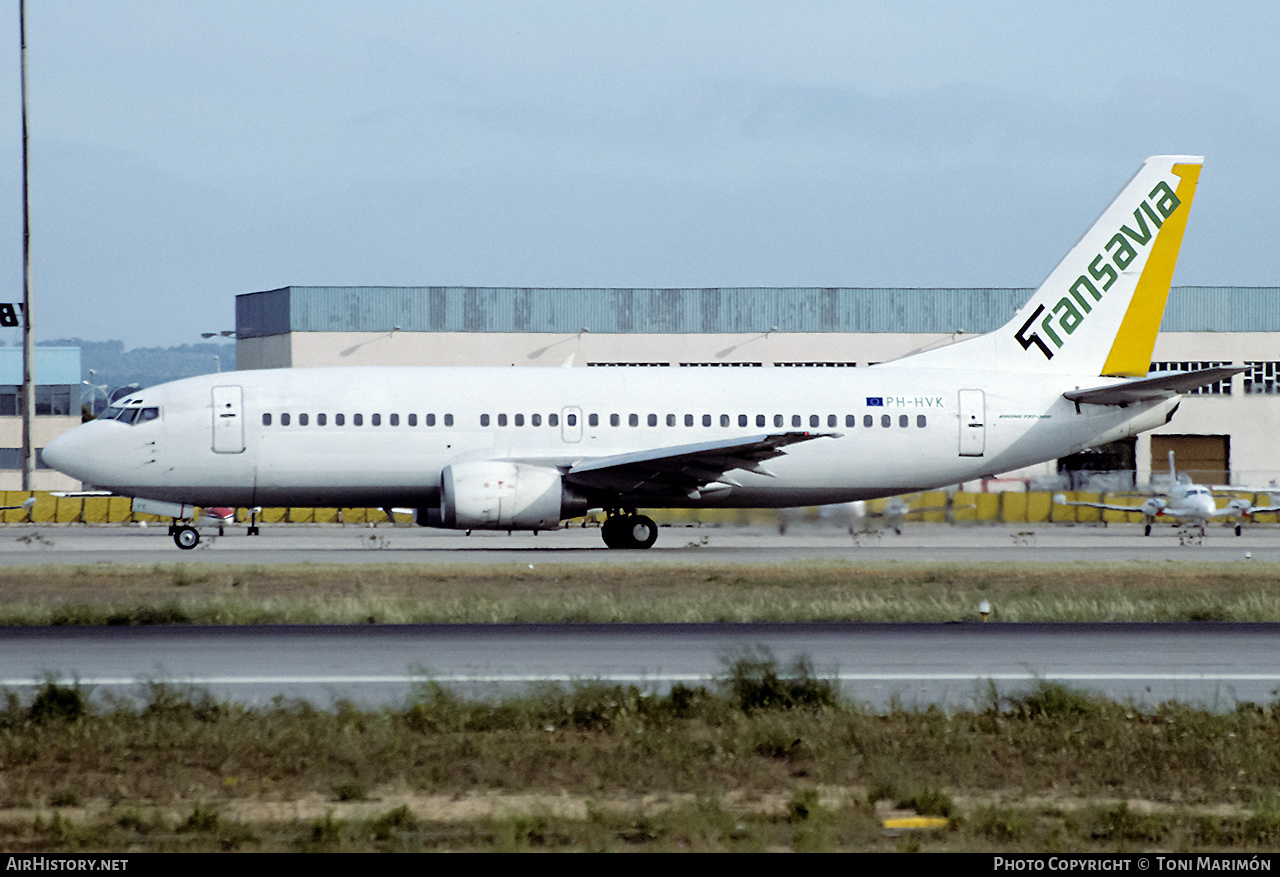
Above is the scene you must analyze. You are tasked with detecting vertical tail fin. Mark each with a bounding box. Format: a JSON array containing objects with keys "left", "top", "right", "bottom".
[{"left": 906, "top": 156, "right": 1203, "bottom": 376}]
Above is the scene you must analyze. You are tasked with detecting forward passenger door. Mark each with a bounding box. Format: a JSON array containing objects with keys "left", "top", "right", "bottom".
[{"left": 211, "top": 386, "right": 245, "bottom": 454}]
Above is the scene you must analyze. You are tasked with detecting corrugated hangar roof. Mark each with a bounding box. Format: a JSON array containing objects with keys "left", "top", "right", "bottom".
[{"left": 235, "top": 286, "right": 1280, "bottom": 338}]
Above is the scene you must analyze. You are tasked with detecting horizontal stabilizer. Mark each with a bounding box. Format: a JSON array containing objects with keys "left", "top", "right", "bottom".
[{"left": 1063, "top": 367, "right": 1245, "bottom": 406}]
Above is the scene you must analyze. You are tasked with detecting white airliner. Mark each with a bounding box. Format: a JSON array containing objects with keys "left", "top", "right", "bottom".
[
  {"left": 1054, "top": 451, "right": 1280, "bottom": 537},
  {"left": 44, "top": 155, "right": 1232, "bottom": 550}
]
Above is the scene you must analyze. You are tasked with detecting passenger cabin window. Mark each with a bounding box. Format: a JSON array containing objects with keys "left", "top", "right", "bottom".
[
  {"left": 299, "top": 413, "right": 309, "bottom": 426},
  {"left": 531, "top": 414, "right": 541, "bottom": 426},
  {"left": 425, "top": 414, "right": 435, "bottom": 426},
  {"left": 353, "top": 414, "right": 364, "bottom": 426},
  {"left": 552, "top": 413, "right": 562, "bottom": 427},
  {"left": 318, "top": 414, "right": 327, "bottom": 426},
  {"left": 443, "top": 414, "right": 454, "bottom": 426},
  {"left": 515, "top": 414, "right": 525, "bottom": 426},
  {"left": 480, "top": 414, "right": 490, "bottom": 427},
  {"left": 371, "top": 414, "right": 381, "bottom": 426},
  {"left": 407, "top": 414, "right": 416, "bottom": 426},
  {"left": 588, "top": 414, "right": 598, "bottom": 427},
  {"left": 863, "top": 415, "right": 873, "bottom": 427},
  {"left": 263, "top": 413, "right": 272, "bottom": 426},
  {"left": 336, "top": 414, "right": 345, "bottom": 426},
  {"left": 390, "top": 414, "right": 399, "bottom": 426}
]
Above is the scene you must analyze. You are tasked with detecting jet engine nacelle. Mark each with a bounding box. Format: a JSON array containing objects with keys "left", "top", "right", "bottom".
[{"left": 435, "top": 461, "right": 588, "bottom": 530}]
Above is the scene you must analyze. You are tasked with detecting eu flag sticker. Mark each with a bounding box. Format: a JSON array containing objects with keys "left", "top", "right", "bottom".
[{"left": 866, "top": 397, "right": 884, "bottom": 407}]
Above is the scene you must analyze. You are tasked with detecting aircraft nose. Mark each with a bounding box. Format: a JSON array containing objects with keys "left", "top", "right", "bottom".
[{"left": 41, "top": 423, "right": 104, "bottom": 483}]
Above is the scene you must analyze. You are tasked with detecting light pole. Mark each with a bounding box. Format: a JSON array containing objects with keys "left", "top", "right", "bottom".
[
  {"left": 82, "top": 369, "right": 109, "bottom": 416},
  {"left": 201, "top": 332, "right": 235, "bottom": 374},
  {"left": 19, "top": 0, "right": 34, "bottom": 489}
]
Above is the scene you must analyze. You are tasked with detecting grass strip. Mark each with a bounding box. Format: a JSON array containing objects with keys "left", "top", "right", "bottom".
[
  {"left": 5, "top": 661, "right": 1280, "bottom": 852},
  {"left": 1, "top": 560, "right": 1279, "bottom": 625}
]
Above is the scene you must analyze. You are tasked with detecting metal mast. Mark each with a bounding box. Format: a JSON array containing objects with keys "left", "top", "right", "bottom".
[{"left": 20, "top": 0, "right": 34, "bottom": 490}]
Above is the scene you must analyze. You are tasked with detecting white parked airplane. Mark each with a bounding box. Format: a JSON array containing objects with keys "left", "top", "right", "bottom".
[
  {"left": 779, "top": 495, "right": 970, "bottom": 535},
  {"left": 1054, "top": 451, "right": 1280, "bottom": 536},
  {"left": 44, "top": 155, "right": 1231, "bottom": 550}
]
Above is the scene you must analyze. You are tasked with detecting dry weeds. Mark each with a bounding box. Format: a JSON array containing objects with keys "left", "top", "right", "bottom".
[{"left": 0, "top": 559, "right": 1279, "bottom": 624}]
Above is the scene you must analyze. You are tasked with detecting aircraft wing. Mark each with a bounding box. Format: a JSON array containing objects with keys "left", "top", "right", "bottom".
[
  {"left": 1063, "top": 367, "right": 1246, "bottom": 406},
  {"left": 1234, "top": 504, "right": 1280, "bottom": 517},
  {"left": 1052, "top": 493, "right": 1154, "bottom": 514},
  {"left": 565, "top": 431, "right": 837, "bottom": 497}
]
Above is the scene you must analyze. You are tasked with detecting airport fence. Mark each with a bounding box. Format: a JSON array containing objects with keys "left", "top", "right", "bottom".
[{"left": 2, "top": 490, "right": 1278, "bottom": 527}]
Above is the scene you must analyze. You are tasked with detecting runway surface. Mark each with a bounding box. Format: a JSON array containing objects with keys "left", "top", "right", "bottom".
[
  {"left": 3, "top": 522, "right": 1275, "bottom": 712},
  {"left": 3, "top": 622, "right": 1278, "bottom": 713},
  {"left": 0, "top": 520, "right": 1275, "bottom": 565}
]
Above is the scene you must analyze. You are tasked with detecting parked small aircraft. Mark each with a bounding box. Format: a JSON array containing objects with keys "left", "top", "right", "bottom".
[
  {"left": 780, "top": 495, "right": 970, "bottom": 535},
  {"left": 1053, "top": 452, "right": 1280, "bottom": 536},
  {"left": 0, "top": 497, "right": 36, "bottom": 515}
]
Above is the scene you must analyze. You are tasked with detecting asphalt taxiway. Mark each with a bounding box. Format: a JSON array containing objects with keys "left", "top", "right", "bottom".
[{"left": 0, "top": 520, "right": 1274, "bottom": 565}]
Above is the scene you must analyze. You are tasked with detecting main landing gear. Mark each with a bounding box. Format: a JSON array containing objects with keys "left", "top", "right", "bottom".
[{"left": 600, "top": 512, "right": 659, "bottom": 549}]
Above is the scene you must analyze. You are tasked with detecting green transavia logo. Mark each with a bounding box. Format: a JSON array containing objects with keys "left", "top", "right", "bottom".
[{"left": 1014, "top": 180, "right": 1181, "bottom": 360}]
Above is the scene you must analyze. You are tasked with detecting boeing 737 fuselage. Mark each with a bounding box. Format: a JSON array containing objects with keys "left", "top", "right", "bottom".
[{"left": 42, "top": 156, "right": 1222, "bottom": 549}]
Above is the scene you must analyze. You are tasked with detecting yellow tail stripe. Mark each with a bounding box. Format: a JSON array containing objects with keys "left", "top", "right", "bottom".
[{"left": 1100, "top": 162, "right": 1202, "bottom": 377}]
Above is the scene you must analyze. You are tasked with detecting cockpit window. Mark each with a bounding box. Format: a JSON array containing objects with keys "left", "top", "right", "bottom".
[{"left": 100, "top": 405, "right": 158, "bottom": 425}]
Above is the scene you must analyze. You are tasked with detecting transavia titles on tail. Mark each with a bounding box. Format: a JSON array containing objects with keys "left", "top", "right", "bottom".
[{"left": 44, "top": 156, "right": 1230, "bottom": 550}]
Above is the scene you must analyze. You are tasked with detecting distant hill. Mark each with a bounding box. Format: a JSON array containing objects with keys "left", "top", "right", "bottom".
[{"left": 32, "top": 338, "right": 236, "bottom": 410}]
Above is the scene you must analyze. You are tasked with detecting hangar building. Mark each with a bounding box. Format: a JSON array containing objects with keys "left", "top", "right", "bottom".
[
  {"left": 234, "top": 286, "right": 1280, "bottom": 490},
  {"left": 0, "top": 346, "right": 82, "bottom": 491}
]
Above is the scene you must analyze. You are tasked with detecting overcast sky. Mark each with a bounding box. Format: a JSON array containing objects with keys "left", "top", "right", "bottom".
[{"left": 0, "top": 1, "right": 1274, "bottom": 349}]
